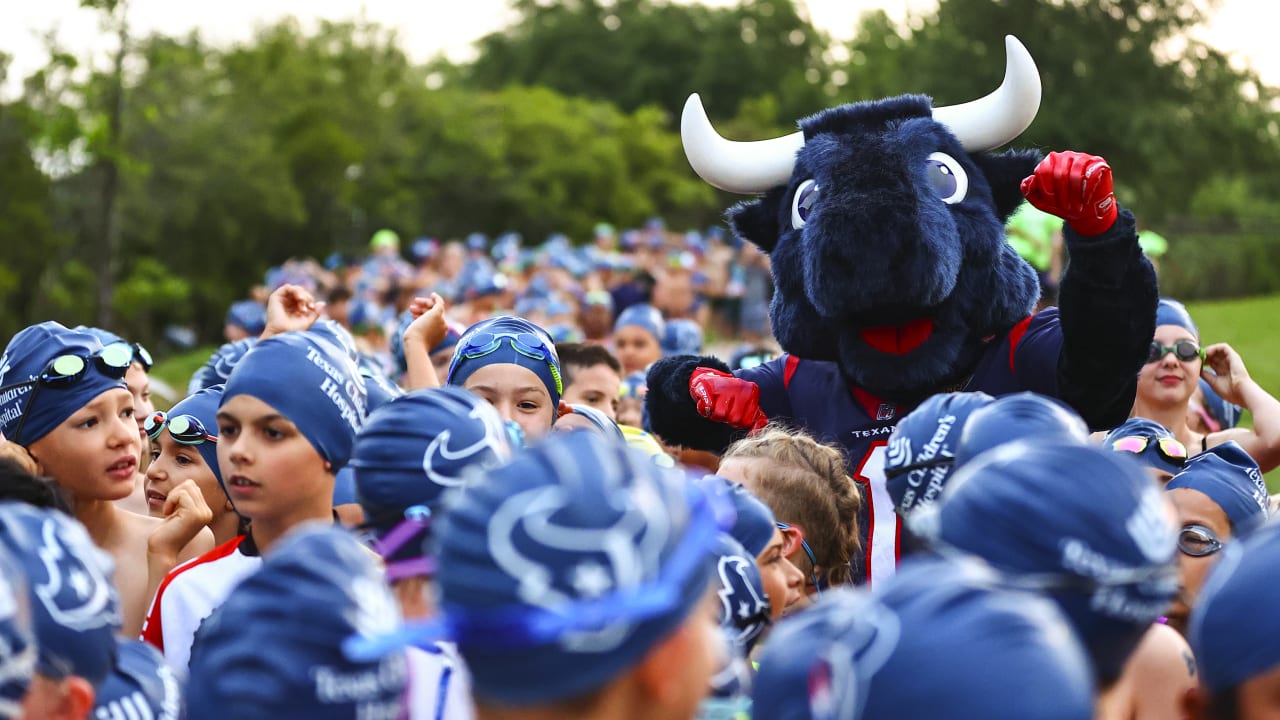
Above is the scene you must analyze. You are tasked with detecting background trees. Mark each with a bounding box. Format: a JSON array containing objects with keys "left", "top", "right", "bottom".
[{"left": 3, "top": 0, "right": 1279, "bottom": 344}]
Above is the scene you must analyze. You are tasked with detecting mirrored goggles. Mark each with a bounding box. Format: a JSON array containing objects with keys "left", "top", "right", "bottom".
[
  {"left": 144, "top": 411, "right": 217, "bottom": 445},
  {"left": 1177, "top": 524, "right": 1223, "bottom": 558},
  {"left": 0, "top": 347, "right": 133, "bottom": 444},
  {"left": 1110, "top": 435, "right": 1188, "bottom": 465},
  {"left": 1147, "top": 340, "right": 1204, "bottom": 364}
]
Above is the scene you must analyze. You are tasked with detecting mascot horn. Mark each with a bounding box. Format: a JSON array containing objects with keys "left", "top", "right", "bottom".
[{"left": 646, "top": 36, "right": 1158, "bottom": 585}]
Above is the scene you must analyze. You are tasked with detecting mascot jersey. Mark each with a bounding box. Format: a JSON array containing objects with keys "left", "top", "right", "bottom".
[
  {"left": 743, "top": 309, "right": 1061, "bottom": 583},
  {"left": 645, "top": 37, "right": 1159, "bottom": 587}
]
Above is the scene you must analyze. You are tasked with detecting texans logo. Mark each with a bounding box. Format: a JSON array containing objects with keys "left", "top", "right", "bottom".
[
  {"left": 1125, "top": 486, "right": 1176, "bottom": 564},
  {"left": 33, "top": 519, "right": 118, "bottom": 631},
  {"left": 0, "top": 352, "right": 11, "bottom": 384},
  {"left": 886, "top": 434, "right": 912, "bottom": 470},
  {"left": 716, "top": 555, "right": 769, "bottom": 645}
]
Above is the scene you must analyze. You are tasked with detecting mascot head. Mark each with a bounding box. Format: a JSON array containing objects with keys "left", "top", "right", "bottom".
[{"left": 684, "top": 36, "right": 1044, "bottom": 401}]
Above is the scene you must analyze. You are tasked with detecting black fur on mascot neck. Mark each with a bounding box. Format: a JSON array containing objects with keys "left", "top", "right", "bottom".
[{"left": 726, "top": 94, "right": 1042, "bottom": 403}]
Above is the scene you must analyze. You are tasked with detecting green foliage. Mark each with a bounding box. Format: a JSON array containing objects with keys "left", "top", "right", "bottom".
[
  {"left": 8, "top": 0, "right": 1280, "bottom": 348},
  {"left": 1186, "top": 294, "right": 1280, "bottom": 491}
]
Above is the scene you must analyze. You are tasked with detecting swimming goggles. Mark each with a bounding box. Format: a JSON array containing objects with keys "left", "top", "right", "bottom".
[
  {"left": 777, "top": 521, "right": 822, "bottom": 594},
  {"left": 1147, "top": 340, "right": 1204, "bottom": 364},
  {"left": 446, "top": 331, "right": 563, "bottom": 394},
  {"left": 1, "top": 346, "right": 133, "bottom": 444},
  {"left": 144, "top": 410, "right": 217, "bottom": 445},
  {"left": 1177, "top": 524, "right": 1223, "bottom": 558},
  {"left": 1110, "top": 435, "right": 1188, "bottom": 466}
]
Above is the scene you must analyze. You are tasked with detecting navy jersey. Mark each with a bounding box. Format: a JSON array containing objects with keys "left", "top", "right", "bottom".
[{"left": 737, "top": 308, "right": 1063, "bottom": 586}]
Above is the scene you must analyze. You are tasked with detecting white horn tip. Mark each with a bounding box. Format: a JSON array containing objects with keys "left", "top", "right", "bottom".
[{"left": 681, "top": 93, "right": 803, "bottom": 194}]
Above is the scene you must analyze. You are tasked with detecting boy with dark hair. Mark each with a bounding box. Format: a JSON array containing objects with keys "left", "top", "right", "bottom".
[{"left": 556, "top": 343, "right": 623, "bottom": 421}]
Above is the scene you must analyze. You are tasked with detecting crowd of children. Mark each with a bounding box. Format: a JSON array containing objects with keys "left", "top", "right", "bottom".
[{"left": 0, "top": 231, "right": 1278, "bottom": 719}]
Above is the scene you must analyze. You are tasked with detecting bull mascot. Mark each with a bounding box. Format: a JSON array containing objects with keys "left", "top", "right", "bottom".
[{"left": 646, "top": 37, "right": 1157, "bottom": 584}]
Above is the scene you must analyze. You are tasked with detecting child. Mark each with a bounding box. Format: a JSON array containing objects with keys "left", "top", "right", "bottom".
[
  {"left": 699, "top": 475, "right": 806, "bottom": 620},
  {"left": 431, "top": 432, "right": 725, "bottom": 720},
  {"left": 0, "top": 502, "right": 121, "bottom": 718},
  {"left": 719, "top": 426, "right": 861, "bottom": 591},
  {"left": 143, "top": 291, "right": 367, "bottom": 679},
  {"left": 1185, "top": 522, "right": 1280, "bottom": 719},
  {"left": 143, "top": 385, "right": 240, "bottom": 546},
  {"left": 351, "top": 386, "right": 513, "bottom": 719},
  {"left": 0, "top": 322, "right": 211, "bottom": 637},
  {"left": 446, "top": 316, "right": 562, "bottom": 441},
  {"left": 186, "top": 525, "right": 407, "bottom": 720},
  {"left": 612, "top": 304, "right": 665, "bottom": 376},
  {"left": 556, "top": 342, "right": 623, "bottom": 420},
  {"left": 752, "top": 556, "right": 1095, "bottom": 720},
  {"left": 1162, "top": 442, "right": 1269, "bottom": 634}
]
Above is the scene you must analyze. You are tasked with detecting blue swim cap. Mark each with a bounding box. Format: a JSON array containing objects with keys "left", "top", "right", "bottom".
[
  {"left": 433, "top": 431, "right": 726, "bottom": 705},
  {"left": 1155, "top": 297, "right": 1198, "bottom": 338},
  {"left": 188, "top": 338, "right": 257, "bottom": 395},
  {"left": 698, "top": 475, "right": 777, "bottom": 557},
  {"left": 187, "top": 525, "right": 407, "bottom": 720},
  {"left": 953, "top": 392, "right": 1089, "bottom": 466},
  {"left": 662, "top": 318, "right": 704, "bottom": 357},
  {"left": 1103, "top": 417, "right": 1187, "bottom": 478},
  {"left": 0, "top": 322, "right": 130, "bottom": 446},
  {"left": 225, "top": 300, "right": 267, "bottom": 336},
  {"left": 752, "top": 555, "right": 1095, "bottom": 720},
  {"left": 160, "top": 385, "right": 225, "bottom": 485},
  {"left": 927, "top": 443, "right": 1178, "bottom": 684},
  {"left": 1189, "top": 522, "right": 1280, "bottom": 694},
  {"left": 0, "top": 545, "right": 34, "bottom": 716},
  {"left": 222, "top": 331, "right": 367, "bottom": 470},
  {"left": 1166, "top": 441, "right": 1269, "bottom": 536},
  {"left": 710, "top": 533, "right": 771, "bottom": 654},
  {"left": 565, "top": 404, "right": 626, "bottom": 445},
  {"left": 350, "top": 388, "right": 512, "bottom": 577},
  {"left": 93, "top": 639, "right": 182, "bottom": 720},
  {"left": 614, "top": 304, "right": 666, "bottom": 344},
  {"left": 447, "top": 316, "right": 562, "bottom": 410},
  {"left": 0, "top": 502, "right": 120, "bottom": 686},
  {"left": 885, "top": 391, "right": 994, "bottom": 517}
]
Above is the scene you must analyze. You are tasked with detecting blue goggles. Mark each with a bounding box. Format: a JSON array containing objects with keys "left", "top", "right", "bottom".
[
  {"left": 343, "top": 481, "right": 730, "bottom": 661},
  {"left": 446, "top": 331, "right": 563, "bottom": 395}
]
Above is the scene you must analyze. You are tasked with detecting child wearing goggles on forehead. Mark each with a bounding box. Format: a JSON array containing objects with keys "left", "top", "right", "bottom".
[
  {"left": 75, "top": 326, "right": 157, "bottom": 517},
  {"left": 447, "top": 316, "right": 563, "bottom": 440},
  {"left": 1128, "top": 298, "right": 1280, "bottom": 473},
  {"left": 0, "top": 322, "right": 213, "bottom": 639}
]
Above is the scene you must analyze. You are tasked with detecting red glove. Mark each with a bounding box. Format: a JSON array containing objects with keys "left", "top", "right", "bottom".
[
  {"left": 1021, "top": 151, "right": 1118, "bottom": 237},
  {"left": 688, "top": 368, "right": 768, "bottom": 432}
]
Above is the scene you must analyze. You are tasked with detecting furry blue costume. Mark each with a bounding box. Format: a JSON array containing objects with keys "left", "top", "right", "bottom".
[{"left": 646, "top": 37, "right": 1158, "bottom": 584}]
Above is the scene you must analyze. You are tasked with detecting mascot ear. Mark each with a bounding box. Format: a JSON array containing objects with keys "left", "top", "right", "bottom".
[
  {"left": 726, "top": 186, "right": 787, "bottom": 254},
  {"left": 971, "top": 148, "right": 1044, "bottom": 223}
]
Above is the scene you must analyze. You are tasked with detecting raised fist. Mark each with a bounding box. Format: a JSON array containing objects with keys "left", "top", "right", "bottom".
[
  {"left": 688, "top": 367, "right": 768, "bottom": 432},
  {"left": 1021, "top": 151, "right": 1118, "bottom": 237}
]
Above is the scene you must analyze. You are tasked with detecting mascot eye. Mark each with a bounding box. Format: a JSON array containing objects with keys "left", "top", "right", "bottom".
[
  {"left": 925, "top": 152, "right": 968, "bottom": 205},
  {"left": 791, "top": 179, "right": 820, "bottom": 229}
]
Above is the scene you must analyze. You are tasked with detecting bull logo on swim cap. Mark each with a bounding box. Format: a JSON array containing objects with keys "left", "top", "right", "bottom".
[
  {"left": 33, "top": 518, "right": 119, "bottom": 632},
  {"left": 1126, "top": 485, "right": 1176, "bottom": 565},
  {"left": 886, "top": 434, "right": 912, "bottom": 470},
  {"left": 486, "top": 449, "right": 673, "bottom": 653}
]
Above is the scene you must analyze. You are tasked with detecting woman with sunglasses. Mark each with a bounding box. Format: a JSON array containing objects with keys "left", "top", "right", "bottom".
[
  {"left": 446, "top": 315, "right": 563, "bottom": 441},
  {"left": 1129, "top": 298, "right": 1280, "bottom": 472},
  {"left": 1162, "top": 442, "right": 1269, "bottom": 636},
  {"left": 0, "top": 322, "right": 212, "bottom": 638}
]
